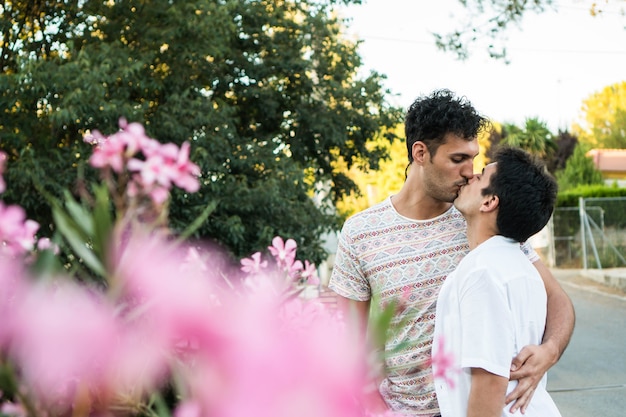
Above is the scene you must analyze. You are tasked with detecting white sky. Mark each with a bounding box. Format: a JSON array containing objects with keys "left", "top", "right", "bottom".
[{"left": 339, "top": 0, "right": 626, "bottom": 133}]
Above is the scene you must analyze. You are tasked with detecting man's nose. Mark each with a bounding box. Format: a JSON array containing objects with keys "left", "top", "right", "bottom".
[
  {"left": 467, "top": 171, "right": 483, "bottom": 184},
  {"left": 461, "top": 162, "right": 475, "bottom": 180}
]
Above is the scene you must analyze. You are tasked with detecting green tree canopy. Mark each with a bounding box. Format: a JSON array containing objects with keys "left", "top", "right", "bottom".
[
  {"left": 500, "top": 117, "right": 557, "bottom": 161},
  {"left": 556, "top": 143, "right": 604, "bottom": 191},
  {"left": 0, "top": 0, "right": 403, "bottom": 264}
]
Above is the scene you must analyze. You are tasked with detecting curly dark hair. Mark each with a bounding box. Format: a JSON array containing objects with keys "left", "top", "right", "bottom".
[
  {"left": 483, "top": 146, "right": 558, "bottom": 242},
  {"left": 404, "top": 89, "right": 490, "bottom": 163}
]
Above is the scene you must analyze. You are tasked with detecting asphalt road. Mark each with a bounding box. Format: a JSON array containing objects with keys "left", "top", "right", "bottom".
[{"left": 547, "top": 270, "right": 626, "bottom": 417}]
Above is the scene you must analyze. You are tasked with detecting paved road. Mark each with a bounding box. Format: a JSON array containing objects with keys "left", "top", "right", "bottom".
[{"left": 547, "top": 270, "right": 626, "bottom": 417}]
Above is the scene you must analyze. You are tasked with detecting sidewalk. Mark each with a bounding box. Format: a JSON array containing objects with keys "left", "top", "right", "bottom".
[{"left": 551, "top": 267, "right": 626, "bottom": 298}]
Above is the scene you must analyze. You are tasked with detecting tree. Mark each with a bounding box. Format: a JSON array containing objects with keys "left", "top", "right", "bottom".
[
  {"left": 501, "top": 117, "right": 557, "bottom": 160},
  {"left": 573, "top": 81, "right": 626, "bottom": 149},
  {"left": 335, "top": 124, "right": 405, "bottom": 218},
  {"left": 0, "top": 0, "right": 403, "bottom": 264},
  {"left": 546, "top": 130, "right": 578, "bottom": 173},
  {"left": 556, "top": 143, "right": 604, "bottom": 191}
]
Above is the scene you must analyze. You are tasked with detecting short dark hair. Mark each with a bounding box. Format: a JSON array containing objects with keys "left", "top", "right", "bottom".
[
  {"left": 483, "top": 146, "right": 558, "bottom": 242},
  {"left": 404, "top": 89, "right": 490, "bottom": 163}
]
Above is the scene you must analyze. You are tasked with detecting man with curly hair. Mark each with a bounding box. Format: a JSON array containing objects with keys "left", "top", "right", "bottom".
[{"left": 329, "top": 89, "right": 574, "bottom": 416}]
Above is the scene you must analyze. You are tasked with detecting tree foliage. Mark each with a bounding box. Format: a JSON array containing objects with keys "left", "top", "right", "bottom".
[
  {"left": 0, "top": 0, "right": 403, "bottom": 263},
  {"left": 334, "top": 124, "right": 405, "bottom": 218},
  {"left": 432, "top": 0, "right": 620, "bottom": 61},
  {"left": 433, "top": 0, "right": 555, "bottom": 60},
  {"left": 486, "top": 119, "right": 577, "bottom": 175},
  {"left": 556, "top": 143, "right": 604, "bottom": 191},
  {"left": 501, "top": 117, "right": 556, "bottom": 159},
  {"left": 546, "top": 129, "right": 578, "bottom": 173},
  {"left": 573, "top": 81, "right": 626, "bottom": 149}
]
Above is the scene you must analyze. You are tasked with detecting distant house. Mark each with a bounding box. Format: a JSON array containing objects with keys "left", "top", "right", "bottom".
[{"left": 586, "top": 148, "right": 626, "bottom": 187}]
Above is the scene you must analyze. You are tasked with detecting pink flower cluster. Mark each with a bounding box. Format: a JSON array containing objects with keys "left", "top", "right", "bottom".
[
  {"left": 85, "top": 118, "right": 201, "bottom": 205},
  {"left": 0, "top": 231, "right": 377, "bottom": 417},
  {"left": 0, "top": 151, "right": 40, "bottom": 257},
  {"left": 241, "top": 236, "right": 320, "bottom": 289}
]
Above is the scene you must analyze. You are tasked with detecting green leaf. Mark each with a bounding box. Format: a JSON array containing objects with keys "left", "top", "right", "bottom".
[
  {"left": 91, "top": 183, "right": 114, "bottom": 258},
  {"left": 176, "top": 199, "right": 219, "bottom": 242},
  {"left": 52, "top": 205, "right": 107, "bottom": 278},
  {"left": 62, "top": 190, "right": 95, "bottom": 237}
]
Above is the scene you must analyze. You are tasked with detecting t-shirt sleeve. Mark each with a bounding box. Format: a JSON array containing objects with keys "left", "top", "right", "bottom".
[
  {"left": 458, "top": 269, "right": 514, "bottom": 378},
  {"left": 520, "top": 241, "right": 540, "bottom": 263},
  {"left": 328, "top": 222, "right": 371, "bottom": 301}
]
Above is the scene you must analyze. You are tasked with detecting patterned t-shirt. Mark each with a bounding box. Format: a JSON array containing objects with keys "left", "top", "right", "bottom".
[{"left": 329, "top": 197, "right": 538, "bottom": 416}]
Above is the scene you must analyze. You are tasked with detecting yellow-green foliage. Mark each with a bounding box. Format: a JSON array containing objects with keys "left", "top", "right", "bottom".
[
  {"left": 572, "top": 81, "right": 626, "bottom": 149},
  {"left": 335, "top": 125, "right": 406, "bottom": 218}
]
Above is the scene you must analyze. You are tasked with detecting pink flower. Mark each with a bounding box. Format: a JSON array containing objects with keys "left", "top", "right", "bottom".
[
  {"left": 128, "top": 153, "right": 175, "bottom": 188},
  {"left": 127, "top": 141, "right": 200, "bottom": 197},
  {"left": 268, "top": 236, "right": 297, "bottom": 270},
  {"left": 278, "top": 297, "right": 325, "bottom": 333},
  {"left": 89, "top": 132, "right": 126, "bottom": 172},
  {"left": 176, "top": 277, "right": 369, "bottom": 417},
  {"left": 36, "top": 237, "right": 59, "bottom": 254},
  {"left": 0, "top": 202, "right": 39, "bottom": 256},
  {"left": 203, "top": 297, "right": 368, "bottom": 417},
  {"left": 174, "top": 401, "right": 203, "bottom": 417},
  {"left": 429, "top": 336, "right": 460, "bottom": 389},
  {"left": 240, "top": 252, "right": 268, "bottom": 275},
  {"left": 0, "top": 401, "right": 26, "bottom": 417},
  {"left": 172, "top": 142, "right": 201, "bottom": 192},
  {"left": 112, "top": 231, "right": 229, "bottom": 356},
  {"left": 8, "top": 281, "right": 120, "bottom": 411},
  {"left": 0, "top": 256, "right": 26, "bottom": 348},
  {"left": 301, "top": 260, "right": 320, "bottom": 285},
  {"left": 0, "top": 150, "right": 7, "bottom": 194}
]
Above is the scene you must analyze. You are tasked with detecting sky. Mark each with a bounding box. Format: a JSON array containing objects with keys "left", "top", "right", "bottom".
[{"left": 338, "top": 0, "right": 626, "bottom": 133}]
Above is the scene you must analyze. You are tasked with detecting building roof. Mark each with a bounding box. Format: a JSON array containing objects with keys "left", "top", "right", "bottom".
[{"left": 586, "top": 149, "right": 626, "bottom": 173}]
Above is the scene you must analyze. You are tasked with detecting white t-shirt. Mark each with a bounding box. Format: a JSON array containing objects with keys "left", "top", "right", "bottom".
[
  {"left": 433, "top": 235, "right": 561, "bottom": 417},
  {"left": 330, "top": 197, "right": 539, "bottom": 416}
]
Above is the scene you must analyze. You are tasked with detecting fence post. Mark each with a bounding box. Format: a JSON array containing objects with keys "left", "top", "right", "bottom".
[{"left": 579, "top": 197, "right": 587, "bottom": 270}]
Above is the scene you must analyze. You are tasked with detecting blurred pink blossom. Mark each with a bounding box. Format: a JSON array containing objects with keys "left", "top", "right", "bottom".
[
  {"left": 429, "top": 336, "right": 460, "bottom": 389},
  {"left": 0, "top": 257, "right": 26, "bottom": 348},
  {"left": 36, "top": 237, "right": 59, "bottom": 254},
  {"left": 172, "top": 142, "right": 201, "bottom": 192},
  {"left": 0, "top": 150, "right": 7, "bottom": 194},
  {"left": 112, "top": 231, "right": 229, "bottom": 357},
  {"left": 240, "top": 251, "right": 268, "bottom": 275},
  {"left": 268, "top": 236, "right": 297, "bottom": 270},
  {"left": 88, "top": 131, "right": 126, "bottom": 172},
  {"left": 0, "top": 202, "right": 39, "bottom": 257},
  {"left": 8, "top": 281, "right": 120, "bottom": 412},
  {"left": 0, "top": 401, "right": 26, "bottom": 417},
  {"left": 180, "top": 282, "right": 369, "bottom": 417},
  {"left": 301, "top": 260, "right": 320, "bottom": 285}
]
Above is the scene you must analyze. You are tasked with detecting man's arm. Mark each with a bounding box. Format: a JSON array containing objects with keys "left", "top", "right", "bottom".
[
  {"left": 468, "top": 368, "right": 508, "bottom": 417},
  {"left": 506, "top": 258, "right": 576, "bottom": 413},
  {"left": 335, "top": 295, "right": 390, "bottom": 414}
]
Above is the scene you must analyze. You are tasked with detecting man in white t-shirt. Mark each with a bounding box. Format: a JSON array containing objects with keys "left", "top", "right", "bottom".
[
  {"left": 329, "top": 89, "right": 574, "bottom": 416},
  {"left": 433, "top": 146, "right": 562, "bottom": 416}
]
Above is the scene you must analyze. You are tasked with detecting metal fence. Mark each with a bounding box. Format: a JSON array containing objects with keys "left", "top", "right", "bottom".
[{"left": 550, "top": 197, "right": 626, "bottom": 269}]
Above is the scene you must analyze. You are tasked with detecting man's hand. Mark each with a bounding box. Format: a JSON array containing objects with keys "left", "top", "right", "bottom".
[{"left": 506, "top": 342, "right": 559, "bottom": 413}]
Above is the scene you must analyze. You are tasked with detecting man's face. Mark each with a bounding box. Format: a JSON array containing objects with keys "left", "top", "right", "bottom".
[
  {"left": 454, "top": 162, "right": 497, "bottom": 215},
  {"left": 422, "top": 134, "right": 480, "bottom": 203}
]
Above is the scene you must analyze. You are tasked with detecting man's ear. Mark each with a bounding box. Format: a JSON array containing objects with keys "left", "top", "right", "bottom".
[
  {"left": 480, "top": 194, "right": 499, "bottom": 213},
  {"left": 412, "top": 141, "right": 428, "bottom": 164}
]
